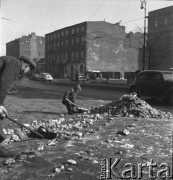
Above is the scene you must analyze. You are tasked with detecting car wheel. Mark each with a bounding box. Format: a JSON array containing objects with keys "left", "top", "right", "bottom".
[
  {"left": 129, "top": 86, "right": 141, "bottom": 98},
  {"left": 167, "top": 91, "right": 173, "bottom": 105}
]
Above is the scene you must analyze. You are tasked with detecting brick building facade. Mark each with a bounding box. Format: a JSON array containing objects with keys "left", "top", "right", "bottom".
[
  {"left": 45, "top": 21, "right": 143, "bottom": 79},
  {"left": 148, "top": 6, "right": 173, "bottom": 70},
  {"left": 6, "top": 32, "right": 45, "bottom": 61}
]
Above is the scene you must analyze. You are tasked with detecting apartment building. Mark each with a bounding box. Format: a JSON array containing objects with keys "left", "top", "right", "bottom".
[
  {"left": 148, "top": 6, "right": 173, "bottom": 70},
  {"left": 45, "top": 21, "right": 143, "bottom": 78},
  {"left": 6, "top": 32, "right": 45, "bottom": 61}
]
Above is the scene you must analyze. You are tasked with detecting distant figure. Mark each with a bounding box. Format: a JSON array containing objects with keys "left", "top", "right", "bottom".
[
  {"left": 75, "top": 71, "right": 79, "bottom": 82},
  {"left": 105, "top": 72, "right": 109, "bottom": 80},
  {"left": 62, "top": 83, "right": 81, "bottom": 115}
]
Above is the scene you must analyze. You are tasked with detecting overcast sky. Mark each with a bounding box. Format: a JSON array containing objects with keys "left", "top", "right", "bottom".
[{"left": 0, "top": 0, "right": 172, "bottom": 56}]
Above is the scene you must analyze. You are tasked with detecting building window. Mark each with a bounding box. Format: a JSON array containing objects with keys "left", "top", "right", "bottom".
[
  {"left": 76, "top": 51, "right": 78, "bottom": 59},
  {"left": 81, "top": 51, "right": 84, "bottom": 58},
  {"left": 76, "top": 37, "right": 79, "bottom": 43},
  {"left": 164, "top": 18, "right": 168, "bottom": 25},
  {"left": 81, "top": 26, "right": 84, "bottom": 32},
  {"left": 81, "top": 36, "right": 85, "bottom": 42},
  {"left": 54, "top": 34, "right": 56, "bottom": 39},
  {"left": 65, "top": 53, "right": 68, "bottom": 60},
  {"left": 66, "top": 39, "right": 68, "bottom": 45},
  {"left": 72, "top": 28, "right": 74, "bottom": 34},
  {"left": 71, "top": 39, "right": 74, "bottom": 45},
  {"left": 76, "top": 27, "right": 79, "bottom": 33},
  {"left": 72, "top": 52, "right": 74, "bottom": 60},
  {"left": 66, "top": 30, "right": 68, "bottom": 35},
  {"left": 62, "top": 31, "right": 64, "bottom": 37},
  {"left": 57, "top": 42, "right": 59, "bottom": 47},
  {"left": 61, "top": 40, "right": 63, "bottom": 46},
  {"left": 57, "top": 33, "right": 59, "bottom": 38},
  {"left": 155, "top": 20, "right": 158, "bottom": 28}
]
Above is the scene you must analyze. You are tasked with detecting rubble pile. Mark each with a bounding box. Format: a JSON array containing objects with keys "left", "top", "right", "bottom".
[
  {"left": 3, "top": 113, "right": 104, "bottom": 145},
  {"left": 91, "top": 93, "right": 173, "bottom": 119}
]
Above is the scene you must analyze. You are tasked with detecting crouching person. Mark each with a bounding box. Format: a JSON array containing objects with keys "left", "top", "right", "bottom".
[
  {"left": 62, "top": 83, "right": 81, "bottom": 115},
  {"left": 0, "top": 55, "right": 36, "bottom": 158}
]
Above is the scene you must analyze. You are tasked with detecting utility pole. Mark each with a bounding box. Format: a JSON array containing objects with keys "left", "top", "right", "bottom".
[{"left": 140, "top": 0, "right": 147, "bottom": 71}]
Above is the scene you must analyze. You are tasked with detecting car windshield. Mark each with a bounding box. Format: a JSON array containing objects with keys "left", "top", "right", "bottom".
[{"left": 162, "top": 72, "right": 173, "bottom": 80}]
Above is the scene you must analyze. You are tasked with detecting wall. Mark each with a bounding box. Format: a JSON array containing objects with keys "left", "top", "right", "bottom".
[
  {"left": 6, "top": 39, "right": 20, "bottom": 58},
  {"left": 148, "top": 6, "right": 173, "bottom": 70},
  {"left": 86, "top": 22, "right": 141, "bottom": 73}
]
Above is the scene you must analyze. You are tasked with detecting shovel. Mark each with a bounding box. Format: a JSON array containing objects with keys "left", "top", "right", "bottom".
[
  {"left": 66, "top": 99, "right": 89, "bottom": 112},
  {"left": 6, "top": 115, "right": 44, "bottom": 139}
]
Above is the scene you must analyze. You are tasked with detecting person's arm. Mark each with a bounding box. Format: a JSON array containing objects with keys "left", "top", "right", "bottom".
[
  {"left": 0, "top": 105, "right": 8, "bottom": 119},
  {"left": 63, "top": 89, "right": 71, "bottom": 101}
]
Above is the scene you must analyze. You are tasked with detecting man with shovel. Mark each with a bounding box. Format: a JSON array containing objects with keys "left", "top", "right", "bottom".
[
  {"left": 62, "top": 83, "right": 81, "bottom": 115},
  {"left": 0, "top": 55, "right": 36, "bottom": 157}
]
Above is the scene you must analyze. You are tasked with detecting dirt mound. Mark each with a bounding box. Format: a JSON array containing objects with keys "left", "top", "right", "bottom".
[{"left": 91, "top": 93, "right": 173, "bottom": 119}]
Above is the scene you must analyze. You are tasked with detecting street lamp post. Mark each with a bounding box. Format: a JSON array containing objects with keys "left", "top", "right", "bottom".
[{"left": 140, "top": 0, "right": 147, "bottom": 71}]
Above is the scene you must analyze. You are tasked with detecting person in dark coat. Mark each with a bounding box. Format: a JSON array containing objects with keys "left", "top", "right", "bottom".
[
  {"left": 62, "top": 83, "right": 81, "bottom": 115},
  {"left": 0, "top": 55, "right": 36, "bottom": 157},
  {"left": 75, "top": 70, "right": 79, "bottom": 82}
]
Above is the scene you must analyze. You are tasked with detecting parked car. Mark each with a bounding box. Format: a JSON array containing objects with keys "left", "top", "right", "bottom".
[
  {"left": 129, "top": 70, "right": 173, "bottom": 105},
  {"left": 30, "top": 73, "right": 53, "bottom": 82},
  {"left": 71, "top": 74, "right": 89, "bottom": 81},
  {"left": 30, "top": 73, "right": 42, "bottom": 81},
  {"left": 40, "top": 73, "right": 53, "bottom": 82}
]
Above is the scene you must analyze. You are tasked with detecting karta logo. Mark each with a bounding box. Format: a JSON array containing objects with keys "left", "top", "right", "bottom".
[{"left": 100, "top": 158, "right": 172, "bottom": 179}]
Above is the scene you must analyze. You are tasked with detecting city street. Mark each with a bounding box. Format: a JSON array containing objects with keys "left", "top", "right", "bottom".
[{"left": 18, "top": 78, "right": 173, "bottom": 114}]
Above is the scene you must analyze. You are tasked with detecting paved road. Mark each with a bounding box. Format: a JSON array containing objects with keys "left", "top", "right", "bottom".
[{"left": 18, "top": 78, "right": 173, "bottom": 114}]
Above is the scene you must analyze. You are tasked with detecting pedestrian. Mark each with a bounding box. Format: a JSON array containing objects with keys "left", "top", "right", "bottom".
[
  {"left": 0, "top": 55, "right": 36, "bottom": 157},
  {"left": 75, "top": 70, "right": 79, "bottom": 82},
  {"left": 62, "top": 83, "right": 81, "bottom": 115}
]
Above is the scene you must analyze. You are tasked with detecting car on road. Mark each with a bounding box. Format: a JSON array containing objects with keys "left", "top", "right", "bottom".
[
  {"left": 40, "top": 73, "right": 53, "bottom": 82},
  {"left": 129, "top": 70, "right": 173, "bottom": 105},
  {"left": 70, "top": 74, "right": 89, "bottom": 81},
  {"left": 30, "top": 73, "right": 42, "bottom": 81},
  {"left": 30, "top": 73, "right": 53, "bottom": 82}
]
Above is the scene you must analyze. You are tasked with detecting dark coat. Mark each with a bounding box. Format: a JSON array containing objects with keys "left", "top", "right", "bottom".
[
  {"left": 0, "top": 56, "right": 21, "bottom": 105},
  {"left": 62, "top": 88, "right": 77, "bottom": 104}
]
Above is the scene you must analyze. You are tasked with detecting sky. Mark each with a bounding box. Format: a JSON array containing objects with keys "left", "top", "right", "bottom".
[{"left": 0, "top": 0, "right": 172, "bottom": 56}]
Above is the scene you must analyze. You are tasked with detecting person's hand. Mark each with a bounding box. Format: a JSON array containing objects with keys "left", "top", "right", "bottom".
[{"left": 0, "top": 106, "right": 8, "bottom": 120}]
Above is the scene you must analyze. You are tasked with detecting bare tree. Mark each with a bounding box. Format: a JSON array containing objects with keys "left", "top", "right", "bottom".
[{"left": 134, "top": 26, "right": 171, "bottom": 70}]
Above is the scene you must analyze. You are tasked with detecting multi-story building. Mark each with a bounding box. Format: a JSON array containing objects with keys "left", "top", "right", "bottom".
[
  {"left": 6, "top": 32, "right": 45, "bottom": 61},
  {"left": 45, "top": 21, "right": 143, "bottom": 78},
  {"left": 148, "top": 6, "right": 173, "bottom": 70}
]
